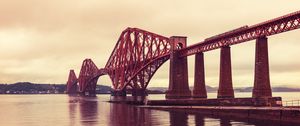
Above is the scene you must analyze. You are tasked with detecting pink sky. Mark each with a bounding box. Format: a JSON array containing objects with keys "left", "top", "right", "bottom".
[{"left": 0, "top": 0, "right": 300, "bottom": 87}]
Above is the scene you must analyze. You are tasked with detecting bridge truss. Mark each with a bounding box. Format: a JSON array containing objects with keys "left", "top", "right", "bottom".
[{"left": 66, "top": 10, "right": 300, "bottom": 96}]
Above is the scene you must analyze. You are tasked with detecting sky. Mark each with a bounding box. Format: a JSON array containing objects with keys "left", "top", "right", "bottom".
[{"left": 0, "top": 0, "right": 300, "bottom": 88}]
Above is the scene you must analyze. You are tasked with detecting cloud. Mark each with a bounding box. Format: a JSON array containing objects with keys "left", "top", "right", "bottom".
[{"left": 0, "top": 0, "right": 299, "bottom": 88}]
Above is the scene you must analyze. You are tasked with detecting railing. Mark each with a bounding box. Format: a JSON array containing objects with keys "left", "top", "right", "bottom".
[{"left": 284, "top": 100, "right": 300, "bottom": 107}]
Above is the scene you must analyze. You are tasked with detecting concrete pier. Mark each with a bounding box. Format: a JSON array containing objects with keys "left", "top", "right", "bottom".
[
  {"left": 111, "top": 90, "right": 127, "bottom": 96},
  {"left": 166, "top": 36, "right": 191, "bottom": 99},
  {"left": 193, "top": 52, "right": 207, "bottom": 98},
  {"left": 109, "top": 96, "right": 146, "bottom": 105},
  {"left": 218, "top": 46, "right": 234, "bottom": 98},
  {"left": 253, "top": 36, "right": 272, "bottom": 98}
]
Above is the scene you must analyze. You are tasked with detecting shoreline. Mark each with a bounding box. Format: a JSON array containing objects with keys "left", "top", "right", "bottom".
[{"left": 139, "top": 105, "right": 300, "bottom": 124}]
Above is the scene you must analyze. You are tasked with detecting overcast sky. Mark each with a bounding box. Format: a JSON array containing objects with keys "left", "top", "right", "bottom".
[{"left": 0, "top": 0, "right": 300, "bottom": 88}]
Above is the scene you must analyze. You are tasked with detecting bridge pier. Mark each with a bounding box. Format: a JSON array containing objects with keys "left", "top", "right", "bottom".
[
  {"left": 253, "top": 36, "right": 272, "bottom": 98},
  {"left": 80, "top": 90, "right": 96, "bottom": 97},
  {"left": 132, "top": 89, "right": 148, "bottom": 96},
  {"left": 218, "top": 46, "right": 234, "bottom": 98},
  {"left": 111, "top": 90, "right": 127, "bottom": 96},
  {"left": 166, "top": 36, "right": 191, "bottom": 99},
  {"left": 193, "top": 52, "right": 207, "bottom": 98}
]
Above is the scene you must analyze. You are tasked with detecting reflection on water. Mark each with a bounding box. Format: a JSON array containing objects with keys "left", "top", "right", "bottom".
[
  {"left": 69, "top": 96, "right": 293, "bottom": 126},
  {"left": 195, "top": 114, "right": 205, "bottom": 126},
  {"left": 69, "top": 99, "right": 77, "bottom": 126},
  {"left": 0, "top": 94, "right": 298, "bottom": 126},
  {"left": 109, "top": 102, "right": 153, "bottom": 126},
  {"left": 169, "top": 111, "right": 188, "bottom": 126},
  {"left": 220, "top": 118, "right": 232, "bottom": 126},
  {"left": 79, "top": 98, "right": 98, "bottom": 126},
  {"left": 68, "top": 97, "right": 102, "bottom": 126}
]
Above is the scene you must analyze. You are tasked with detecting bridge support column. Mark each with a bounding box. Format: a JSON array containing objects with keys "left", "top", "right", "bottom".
[
  {"left": 253, "top": 36, "right": 272, "bottom": 98},
  {"left": 132, "top": 88, "right": 147, "bottom": 105},
  {"left": 80, "top": 90, "right": 96, "bottom": 97},
  {"left": 132, "top": 89, "right": 148, "bottom": 96},
  {"left": 193, "top": 52, "right": 207, "bottom": 98},
  {"left": 166, "top": 36, "right": 191, "bottom": 99},
  {"left": 218, "top": 46, "right": 234, "bottom": 98},
  {"left": 111, "top": 90, "right": 127, "bottom": 96}
]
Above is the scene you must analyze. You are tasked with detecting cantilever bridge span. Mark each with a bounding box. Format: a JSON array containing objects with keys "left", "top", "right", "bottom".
[{"left": 67, "top": 10, "right": 300, "bottom": 98}]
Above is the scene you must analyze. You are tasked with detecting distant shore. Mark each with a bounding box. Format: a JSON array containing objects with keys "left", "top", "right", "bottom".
[{"left": 0, "top": 82, "right": 299, "bottom": 95}]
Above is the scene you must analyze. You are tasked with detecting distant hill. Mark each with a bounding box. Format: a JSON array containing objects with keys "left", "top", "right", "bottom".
[
  {"left": 0, "top": 82, "right": 112, "bottom": 94},
  {"left": 235, "top": 87, "right": 300, "bottom": 92},
  {"left": 0, "top": 82, "right": 65, "bottom": 94},
  {"left": 0, "top": 82, "right": 299, "bottom": 94}
]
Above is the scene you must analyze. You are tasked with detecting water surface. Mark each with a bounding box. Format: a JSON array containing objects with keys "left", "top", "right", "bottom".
[{"left": 0, "top": 92, "right": 298, "bottom": 126}]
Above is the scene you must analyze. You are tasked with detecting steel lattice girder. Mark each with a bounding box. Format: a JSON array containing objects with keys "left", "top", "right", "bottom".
[
  {"left": 69, "top": 10, "right": 300, "bottom": 94},
  {"left": 71, "top": 60, "right": 107, "bottom": 94},
  {"left": 78, "top": 59, "right": 99, "bottom": 93},
  {"left": 105, "top": 28, "right": 171, "bottom": 90},
  {"left": 66, "top": 70, "right": 78, "bottom": 93},
  {"left": 179, "top": 10, "right": 300, "bottom": 57}
]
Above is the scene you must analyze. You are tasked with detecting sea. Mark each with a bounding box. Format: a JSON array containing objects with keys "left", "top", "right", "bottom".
[{"left": 0, "top": 92, "right": 299, "bottom": 126}]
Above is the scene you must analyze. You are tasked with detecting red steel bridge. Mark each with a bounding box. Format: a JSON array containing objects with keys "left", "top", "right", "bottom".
[{"left": 66, "top": 11, "right": 300, "bottom": 98}]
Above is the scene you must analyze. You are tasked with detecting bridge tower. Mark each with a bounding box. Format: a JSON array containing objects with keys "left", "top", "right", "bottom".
[
  {"left": 66, "top": 69, "right": 78, "bottom": 95},
  {"left": 166, "top": 36, "right": 192, "bottom": 99},
  {"left": 78, "top": 59, "right": 99, "bottom": 97}
]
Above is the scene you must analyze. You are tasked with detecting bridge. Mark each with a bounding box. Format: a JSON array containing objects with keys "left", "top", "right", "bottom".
[{"left": 66, "top": 11, "right": 300, "bottom": 102}]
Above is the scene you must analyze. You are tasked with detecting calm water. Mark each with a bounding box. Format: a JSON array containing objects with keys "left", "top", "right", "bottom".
[{"left": 0, "top": 92, "right": 299, "bottom": 126}]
